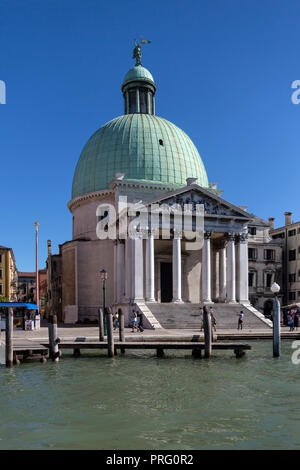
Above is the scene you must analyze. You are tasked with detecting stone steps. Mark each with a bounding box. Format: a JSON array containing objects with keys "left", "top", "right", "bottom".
[{"left": 144, "top": 302, "right": 271, "bottom": 330}]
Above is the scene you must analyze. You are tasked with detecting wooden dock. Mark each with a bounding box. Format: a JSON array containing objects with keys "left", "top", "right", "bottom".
[
  {"left": 43, "top": 341, "right": 251, "bottom": 359},
  {"left": 3, "top": 310, "right": 252, "bottom": 366}
]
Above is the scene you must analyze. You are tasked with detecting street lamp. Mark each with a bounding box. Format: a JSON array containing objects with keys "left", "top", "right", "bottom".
[
  {"left": 100, "top": 269, "right": 108, "bottom": 336},
  {"left": 271, "top": 282, "right": 281, "bottom": 357}
]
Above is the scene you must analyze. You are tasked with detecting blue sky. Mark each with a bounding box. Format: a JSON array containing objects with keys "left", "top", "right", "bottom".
[{"left": 1, "top": 0, "right": 300, "bottom": 271}]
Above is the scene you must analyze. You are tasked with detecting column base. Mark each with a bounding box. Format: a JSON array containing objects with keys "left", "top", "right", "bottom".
[
  {"left": 203, "top": 300, "right": 214, "bottom": 304},
  {"left": 172, "top": 299, "right": 184, "bottom": 303},
  {"left": 226, "top": 300, "right": 237, "bottom": 304},
  {"left": 145, "top": 298, "right": 156, "bottom": 303}
]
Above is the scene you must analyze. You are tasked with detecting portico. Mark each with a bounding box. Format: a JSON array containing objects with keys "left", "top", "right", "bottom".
[{"left": 113, "top": 184, "right": 252, "bottom": 307}]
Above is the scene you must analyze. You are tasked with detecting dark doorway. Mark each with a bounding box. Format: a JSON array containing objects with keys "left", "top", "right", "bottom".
[{"left": 160, "top": 262, "right": 173, "bottom": 302}]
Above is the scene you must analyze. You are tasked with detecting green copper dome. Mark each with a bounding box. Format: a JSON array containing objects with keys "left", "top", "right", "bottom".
[
  {"left": 123, "top": 65, "right": 155, "bottom": 87},
  {"left": 72, "top": 114, "right": 209, "bottom": 199}
]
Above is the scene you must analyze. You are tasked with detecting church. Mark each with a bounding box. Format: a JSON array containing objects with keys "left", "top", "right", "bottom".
[{"left": 46, "top": 44, "right": 280, "bottom": 329}]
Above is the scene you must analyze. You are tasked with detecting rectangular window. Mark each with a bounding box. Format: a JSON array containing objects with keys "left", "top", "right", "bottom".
[
  {"left": 272, "top": 233, "right": 285, "bottom": 239},
  {"left": 139, "top": 88, "right": 148, "bottom": 113},
  {"left": 264, "top": 249, "right": 275, "bottom": 261},
  {"left": 0, "top": 284, "right": 2, "bottom": 295},
  {"left": 129, "top": 90, "right": 137, "bottom": 114},
  {"left": 0, "top": 254, "right": 2, "bottom": 264},
  {"left": 0, "top": 268, "right": 2, "bottom": 280},
  {"left": 248, "top": 272, "right": 254, "bottom": 287},
  {"left": 289, "top": 292, "right": 296, "bottom": 301},
  {"left": 248, "top": 248, "right": 257, "bottom": 260},
  {"left": 248, "top": 227, "right": 257, "bottom": 236},
  {"left": 288, "top": 229, "right": 296, "bottom": 237},
  {"left": 289, "top": 250, "right": 296, "bottom": 261},
  {"left": 289, "top": 273, "right": 296, "bottom": 283},
  {"left": 266, "top": 273, "right": 273, "bottom": 288}
]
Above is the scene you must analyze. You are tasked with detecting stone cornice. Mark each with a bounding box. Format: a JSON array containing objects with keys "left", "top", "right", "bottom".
[{"left": 67, "top": 189, "right": 114, "bottom": 212}]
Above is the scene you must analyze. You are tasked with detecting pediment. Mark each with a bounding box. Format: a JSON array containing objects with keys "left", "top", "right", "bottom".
[{"left": 147, "top": 184, "right": 252, "bottom": 220}]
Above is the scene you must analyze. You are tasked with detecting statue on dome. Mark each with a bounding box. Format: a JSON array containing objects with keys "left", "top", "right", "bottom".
[
  {"left": 133, "top": 39, "right": 142, "bottom": 66},
  {"left": 132, "top": 38, "right": 151, "bottom": 66}
]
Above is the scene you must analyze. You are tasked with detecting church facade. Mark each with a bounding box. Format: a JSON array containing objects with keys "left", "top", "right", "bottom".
[{"left": 46, "top": 47, "right": 279, "bottom": 328}]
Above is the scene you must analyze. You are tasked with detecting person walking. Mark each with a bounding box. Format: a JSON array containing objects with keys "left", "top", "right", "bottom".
[
  {"left": 137, "top": 311, "right": 144, "bottom": 332},
  {"left": 288, "top": 313, "right": 294, "bottom": 332},
  {"left": 209, "top": 307, "right": 217, "bottom": 332},
  {"left": 237, "top": 311, "right": 244, "bottom": 330},
  {"left": 131, "top": 310, "right": 138, "bottom": 332}
]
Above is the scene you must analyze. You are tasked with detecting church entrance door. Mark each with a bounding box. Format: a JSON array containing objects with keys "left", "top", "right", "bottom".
[{"left": 160, "top": 262, "right": 173, "bottom": 302}]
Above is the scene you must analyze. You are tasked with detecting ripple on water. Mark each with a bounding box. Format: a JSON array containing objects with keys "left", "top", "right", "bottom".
[{"left": 0, "top": 341, "right": 300, "bottom": 449}]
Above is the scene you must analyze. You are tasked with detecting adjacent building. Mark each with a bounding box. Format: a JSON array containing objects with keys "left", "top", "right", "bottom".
[
  {"left": 270, "top": 212, "right": 300, "bottom": 306},
  {"left": 0, "top": 246, "right": 18, "bottom": 301},
  {"left": 17, "top": 272, "right": 36, "bottom": 303},
  {"left": 17, "top": 269, "right": 48, "bottom": 316},
  {"left": 247, "top": 217, "right": 283, "bottom": 316}
]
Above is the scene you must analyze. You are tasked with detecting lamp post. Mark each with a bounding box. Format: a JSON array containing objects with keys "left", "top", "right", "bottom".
[
  {"left": 100, "top": 269, "right": 108, "bottom": 336},
  {"left": 271, "top": 282, "right": 281, "bottom": 357}
]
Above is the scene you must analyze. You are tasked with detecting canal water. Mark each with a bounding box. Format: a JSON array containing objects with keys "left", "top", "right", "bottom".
[{"left": 0, "top": 341, "right": 299, "bottom": 450}]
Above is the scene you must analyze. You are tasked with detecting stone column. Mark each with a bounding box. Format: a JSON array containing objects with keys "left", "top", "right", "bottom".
[
  {"left": 226, "top": 233, "right": 236, "bottom": 303},
  {"left": 172, "top": 230, "right": 183, "bottom": 303},
  {"left": 219, "top": 244, "right": 227, "bottom": 302},
  {"left": 212, "top": 248, "right": 219, "bottom": 302},
  {"left": 131, "top": 234, "right": 144, "bottom": 302},
  {"left": 125, "top": 238, "right": 132, "bottom": 301},
  {"left": 136, "top": 89, "right": 140, "bottom": 113},
  {"left": 116, "top": 240, "right": 125, "bottom": 302},
  {"left": 145, "top": 230, "right": 155, "bottom": 301},
  {"left": 114, "top": 240, "right": 118, "bottom": 303},
  {"left": 236, "top": 233, "right": 249, "bottom": 303},
  {"left": 202, "top": 231, "right": 212, "bottom": 303}
]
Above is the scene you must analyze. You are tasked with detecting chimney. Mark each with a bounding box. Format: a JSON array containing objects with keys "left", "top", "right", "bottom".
[
  {"left": 284, "top": 212, "right": 292, "bottom": 226},
  {"left": 268, "top": 217, "right": 275, "bottom": 230},
  {"left": 47, "top": 240, "right": 52, "bottom": 257}
]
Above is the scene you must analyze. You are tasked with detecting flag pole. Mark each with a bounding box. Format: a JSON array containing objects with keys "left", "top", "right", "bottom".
[{"left": 34, "top": 221, "right": 39, "bottom": 312}]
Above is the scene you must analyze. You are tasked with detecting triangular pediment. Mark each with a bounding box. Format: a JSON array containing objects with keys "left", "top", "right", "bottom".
[{"left": 146, "top": 184, "right": 253, "bottom": 220}]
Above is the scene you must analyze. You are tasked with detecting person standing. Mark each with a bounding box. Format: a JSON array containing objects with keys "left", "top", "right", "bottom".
[
  {"left": 294, "top": 312, "right": 299, "bottom": 331},
  {"left": 237, "top": 311, "right": 244, "bottom": 330},
  {"left": 209, "top": 307, "right": 217, "bottom": 332}
]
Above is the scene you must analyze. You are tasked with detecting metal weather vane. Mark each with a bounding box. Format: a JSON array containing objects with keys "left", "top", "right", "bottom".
[{"left": 132, "top": 37, "right": 151, "bottom": 66}]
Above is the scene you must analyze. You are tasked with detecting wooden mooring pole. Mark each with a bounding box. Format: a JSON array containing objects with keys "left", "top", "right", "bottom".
[
  {"left": 273, "top": 296, "right": 281, "bottom": 357},
  {"left": 203, "top": 306, "right": 212, "bottom": 359},
  {"left": 48, "top": 315, "right": 59, "bottom": 362},
  {"left": 6, "top": 307, "right": 13, "bottom": 367},
  {"left": 106, "top": 309, "right": 114, "bottom": 358},
  {"left": 98, "top": 308, "right": 105, "bottom": 342},
  {"left": 119, "top": 310, "right": 125, "bottom": 353}
]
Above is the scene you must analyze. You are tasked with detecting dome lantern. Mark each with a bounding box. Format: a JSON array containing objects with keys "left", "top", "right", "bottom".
[{"left": 121, "top": 40, "right": 156, "bottom": 115}]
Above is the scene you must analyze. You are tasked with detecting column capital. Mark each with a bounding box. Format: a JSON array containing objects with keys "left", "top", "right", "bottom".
[
  {"left": 204, "top": 231, "right": 212, "bottom": 240},
  {"left": 237, "top": 232, "right": 248, "bottom": 243},
  {"left": 173, "top": 229, "right": 182, "bottom": 239},
  {"left": 226, "top": 232, "right": 236, "bottom": 242}
]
